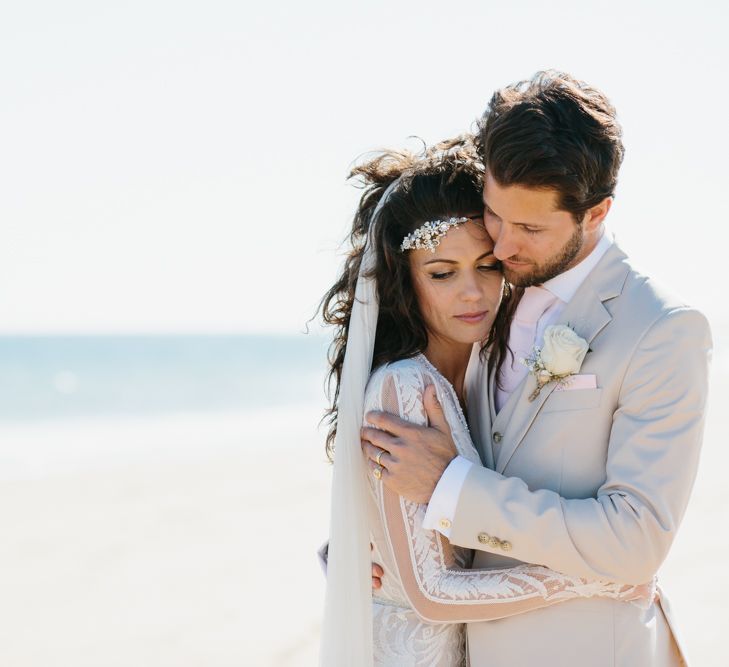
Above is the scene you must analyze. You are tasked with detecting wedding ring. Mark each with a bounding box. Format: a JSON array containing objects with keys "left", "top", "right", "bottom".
[
  {"left": 375, "top": 449, "right": 386, "bottom": 467},
  {"left": 373, "top": 465, "right": 383, "bottom": 480}
]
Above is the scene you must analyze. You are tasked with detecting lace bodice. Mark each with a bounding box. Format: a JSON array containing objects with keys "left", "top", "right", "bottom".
[{"left": 364, "top": 354, "right": 652, "bottom": 666}]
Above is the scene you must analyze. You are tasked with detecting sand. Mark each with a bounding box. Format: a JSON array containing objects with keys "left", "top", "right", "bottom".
[{"left": 0, "top": 364, "right": 726, "bottom": 666}]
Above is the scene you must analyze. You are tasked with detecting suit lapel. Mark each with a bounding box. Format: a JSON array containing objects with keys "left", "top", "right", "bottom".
[
  {"left": 481, "top": 359, "right": 497, "bottom": 469},
  {"left": 495, "top": 368, "right": 559, "bottom": 473},
  {"left": 494, "top": 243, "right": 630, "bottom": 474},
  {"left": 464, "top": 344, "right": 493, "bottom": 468}
]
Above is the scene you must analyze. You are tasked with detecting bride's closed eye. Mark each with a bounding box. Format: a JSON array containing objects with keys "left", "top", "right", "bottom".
[
  {"left": 478, "top": 262, "right": 501, "bottom": 271},
  {"left": 478, "top": 261, "right": 501, "bottom": 273},
  {"left": 429, "top": 271, "right": 454, "bottom": 281}
]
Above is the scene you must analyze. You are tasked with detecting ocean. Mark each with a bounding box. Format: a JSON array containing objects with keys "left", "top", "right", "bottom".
[
  {"left": 1, "top": 329, "right": 725, "bottom": 480},
  {"left": 1, "top": 332, "right": 726, "bottom": 666},
  {"left": 0, "top": 334, "right": 332, "bottom": 479}
]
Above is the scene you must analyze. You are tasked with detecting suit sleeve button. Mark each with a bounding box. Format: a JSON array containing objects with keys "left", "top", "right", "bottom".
[
  {"left": 439, "top": 518, "right": 452, "bottom": 530},
  {"left": 477, "top": 532, "right": 491, "bottom": 544},
  {"left": 500, "top": 540, "right": 512, "bottom": 552}
]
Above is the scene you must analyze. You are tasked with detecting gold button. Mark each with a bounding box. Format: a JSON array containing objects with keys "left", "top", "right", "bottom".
[
  {"left": 500, "top": 540, "right": 512, "bottom": 552},
  {"left": 439, "top": 518, "right": 452, "bottom": 530},
  {"left": 489, "top": 536, "right": 501, "bottom": 548},
  {"left": 477, "top": 532, "right": 491, "bottom": 544},
  {"left": 493, "top": 432, "right": 502, "bottom": 443}
]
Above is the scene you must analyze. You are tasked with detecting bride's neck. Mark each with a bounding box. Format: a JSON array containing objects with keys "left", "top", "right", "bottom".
[{"left": 422, "top": 338, "right": 472, "bottom": 402}]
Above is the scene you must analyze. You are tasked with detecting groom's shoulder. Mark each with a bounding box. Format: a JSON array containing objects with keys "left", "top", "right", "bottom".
[{"left": 612, "top": 247, "right": 710, "bottom": 337}]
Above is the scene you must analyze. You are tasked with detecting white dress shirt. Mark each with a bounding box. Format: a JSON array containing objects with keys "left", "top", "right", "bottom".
[{"left": 423, "top": 229, "right": 613, "bottom": 537}]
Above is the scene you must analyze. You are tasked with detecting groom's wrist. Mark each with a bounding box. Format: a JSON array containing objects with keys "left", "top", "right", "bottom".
[{"left": 422, "top": 456, "right": 473, "bottom": 537}]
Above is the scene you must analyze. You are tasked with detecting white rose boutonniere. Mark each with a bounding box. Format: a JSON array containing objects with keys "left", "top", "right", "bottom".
[{"left": 523, "top": 324, "right": 589, "bottom": 401}]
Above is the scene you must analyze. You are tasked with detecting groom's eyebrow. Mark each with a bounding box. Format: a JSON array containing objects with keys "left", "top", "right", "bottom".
[
  {"left": 484, "top": 196, "right": 552, "bottom": 227},
  {"left": 482, "top": 197, "right": 501, "bottom": 217}
]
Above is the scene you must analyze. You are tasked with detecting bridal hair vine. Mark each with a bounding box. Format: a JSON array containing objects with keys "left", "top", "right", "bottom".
[{"left": 400, "top": 217, "right": 469, "bottom": 253}]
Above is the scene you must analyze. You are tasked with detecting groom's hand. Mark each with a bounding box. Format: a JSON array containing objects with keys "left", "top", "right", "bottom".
[{"left": 361, "top": 385, "right": 457, "bottom": 504}]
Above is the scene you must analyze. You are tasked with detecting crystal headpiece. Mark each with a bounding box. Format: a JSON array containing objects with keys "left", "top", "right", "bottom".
[{"left": 400, "top": 217, "right": 469, "bottom": 253}]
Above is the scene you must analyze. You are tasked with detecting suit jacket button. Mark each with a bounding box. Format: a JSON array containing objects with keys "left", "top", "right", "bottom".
[
  {"left": 493, "top": 432, "right": 503, "bottom": 443},
  {"left": 477, "top": 532, "right": 491, "bottom": 544},
  {"left": 439, "top": 518, "right": 452, "bottom": 530},
  {"left": 500, "top": 540, "right": 512, "bottom": 552}
]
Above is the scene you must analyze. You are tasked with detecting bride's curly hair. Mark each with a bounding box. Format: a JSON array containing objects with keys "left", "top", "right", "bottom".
[{"left": 319, "top": 136, "right": 517, "bottom": 460}]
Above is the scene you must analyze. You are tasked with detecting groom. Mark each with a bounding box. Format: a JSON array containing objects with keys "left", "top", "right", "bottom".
[{"left": 362, "top": 71, "right": 711, "bottom": 666}]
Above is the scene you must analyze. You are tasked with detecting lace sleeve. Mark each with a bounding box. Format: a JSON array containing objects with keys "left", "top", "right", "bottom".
[{"left": 365, "top": 365, "right": 654, "bottom": 624}]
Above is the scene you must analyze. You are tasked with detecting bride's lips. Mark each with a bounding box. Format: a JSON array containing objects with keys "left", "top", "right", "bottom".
[{"left": 454, "top": 310, "right": 488, "bottom": 324}]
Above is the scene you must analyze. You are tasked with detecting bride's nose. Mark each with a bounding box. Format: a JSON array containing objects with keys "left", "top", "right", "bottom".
[{"left": 460, "top": 271, "right": 482, "bottom": 302}]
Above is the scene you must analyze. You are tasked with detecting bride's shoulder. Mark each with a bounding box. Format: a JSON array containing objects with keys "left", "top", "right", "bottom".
[{"left": 367, "top": 355, "right": 432, "bottom": 393}]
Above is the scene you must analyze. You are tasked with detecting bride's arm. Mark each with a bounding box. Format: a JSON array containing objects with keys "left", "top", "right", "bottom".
[
  {"left": 381, "top": 483, "right": 653, "bottom": 623},
  {"left": 368, "top": 369, "right": 653, "bottom": 624}
]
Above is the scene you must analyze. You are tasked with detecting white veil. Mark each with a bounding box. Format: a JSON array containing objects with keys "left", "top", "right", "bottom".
[{"left": 319, "top": 179, "right": 399, "bottom": 666}]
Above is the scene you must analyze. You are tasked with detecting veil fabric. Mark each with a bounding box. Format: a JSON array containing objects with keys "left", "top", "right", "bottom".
[{"left": 319, "top": 180, "right": 398, "bottom": 666}]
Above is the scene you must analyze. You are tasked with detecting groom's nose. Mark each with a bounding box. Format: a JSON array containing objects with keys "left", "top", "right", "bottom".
[{"left": 491, "top": 223, "right": 519, "bottom": 260}]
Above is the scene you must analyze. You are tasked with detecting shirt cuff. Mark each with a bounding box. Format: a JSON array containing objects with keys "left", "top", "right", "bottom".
[{"left": 422, "top": 455, "right": 473, "bottom": 538}]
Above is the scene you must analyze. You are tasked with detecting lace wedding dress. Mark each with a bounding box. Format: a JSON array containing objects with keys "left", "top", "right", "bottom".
[{"left": 365, "top": 354, "right": 651, "bottom": 667}]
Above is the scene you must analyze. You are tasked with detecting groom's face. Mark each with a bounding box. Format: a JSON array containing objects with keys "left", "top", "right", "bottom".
[{"left": 483, "top": 171, "right": 592, "bottom": 287}]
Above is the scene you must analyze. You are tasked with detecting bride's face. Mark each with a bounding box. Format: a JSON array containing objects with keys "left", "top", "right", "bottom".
[{"left": 409, "top": 218, "right": 504, "bottom": 348}]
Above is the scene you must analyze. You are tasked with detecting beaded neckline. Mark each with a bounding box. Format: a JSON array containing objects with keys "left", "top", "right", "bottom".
[{"left": 415, "top": 353, "right": 473, "bottom": 444}]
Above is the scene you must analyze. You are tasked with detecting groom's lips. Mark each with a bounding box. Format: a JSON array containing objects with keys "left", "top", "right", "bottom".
[
  {"left": 454, "top": 310, "right": 488, "bottom": 324},
  {"left": 503, "top": 259, "right": 531, "bottom": 269}
]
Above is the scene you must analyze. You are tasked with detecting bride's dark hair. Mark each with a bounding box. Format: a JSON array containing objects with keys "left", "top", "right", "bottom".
[{"left": 319, "top": 136, "right": 516, "bottom": 459}]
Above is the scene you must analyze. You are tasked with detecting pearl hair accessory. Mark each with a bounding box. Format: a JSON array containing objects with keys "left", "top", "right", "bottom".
[{"left": 400, "top": 217, "right": 469, "bottom": 253}]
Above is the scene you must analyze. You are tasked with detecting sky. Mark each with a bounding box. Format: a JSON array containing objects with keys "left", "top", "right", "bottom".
[{"left": 1, "top": 0, "right": 728, "bottom": 335}]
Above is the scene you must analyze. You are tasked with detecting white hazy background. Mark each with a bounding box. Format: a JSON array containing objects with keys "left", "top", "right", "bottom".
[{"left": 1, "top": 1, "right": 728, "bottom": 666}]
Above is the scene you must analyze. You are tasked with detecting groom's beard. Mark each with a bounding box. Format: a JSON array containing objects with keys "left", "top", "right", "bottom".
[{"left": 503, "top": 224, "right": 584, "bottom": 287}]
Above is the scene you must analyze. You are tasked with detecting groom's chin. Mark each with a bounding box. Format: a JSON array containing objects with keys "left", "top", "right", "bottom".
[{"left": 503, "top": 268, "right": 535, "bottom": 287}]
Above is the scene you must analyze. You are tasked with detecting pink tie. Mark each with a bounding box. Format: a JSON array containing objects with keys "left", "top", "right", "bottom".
[{"left": 495, "top": 286, "right": 557, "bottom": 412}]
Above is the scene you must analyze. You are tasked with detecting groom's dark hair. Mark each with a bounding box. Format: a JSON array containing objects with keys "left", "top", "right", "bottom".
[{"left": 477, "top": 71, "right": 624, "bottom": 220}]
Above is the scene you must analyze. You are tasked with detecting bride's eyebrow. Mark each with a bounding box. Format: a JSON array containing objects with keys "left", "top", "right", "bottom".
[{"left": 424, "top": 251, "right": 494, "bottom": 266}]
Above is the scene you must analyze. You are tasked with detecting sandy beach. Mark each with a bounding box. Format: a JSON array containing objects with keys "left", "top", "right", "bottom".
[{"left": 0, "top": 359, "right": 726, "bottom": 666}]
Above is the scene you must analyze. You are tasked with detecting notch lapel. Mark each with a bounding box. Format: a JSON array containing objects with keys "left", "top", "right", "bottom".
[
  {"left": 480, "top": 359, "right": 498, "bottom": 469},
  {"left": 494, "top": 368, "right": 560, "bottom": 473},
  {"left": 494, "top": 243, "right": 630, "bottom": 474},
  {"left": 464, "top": 344, "right": 494, "bottom": 468}
]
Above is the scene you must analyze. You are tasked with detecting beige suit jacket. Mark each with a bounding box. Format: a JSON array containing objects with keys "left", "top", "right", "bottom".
[{"left": 459, "top": 243, "right": 711, "bottom": 666}]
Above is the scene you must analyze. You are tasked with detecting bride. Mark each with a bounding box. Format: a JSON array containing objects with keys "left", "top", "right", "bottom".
[{"left": 318, "top": 138, "right": 652, "bottom": 666}]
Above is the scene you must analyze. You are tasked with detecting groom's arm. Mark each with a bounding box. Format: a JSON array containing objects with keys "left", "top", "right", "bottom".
[
  {"left": 366, "top": 307, "right": 712, "bottom": 584},
  {"left": 446, "top": 308, "right": 711, "bottom": 584}
]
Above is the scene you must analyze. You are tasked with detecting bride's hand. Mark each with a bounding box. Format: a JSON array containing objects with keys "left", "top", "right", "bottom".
[
  {"left": 372, "top": 562, "right": 384, "bottom": 590},
  {"left": 361, "top": 385, "right": 457, "bottom": 504}
]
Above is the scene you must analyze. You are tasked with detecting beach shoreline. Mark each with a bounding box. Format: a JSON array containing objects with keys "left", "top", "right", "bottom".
[{"left": 0, "top": 360, "right": 725, "bottom": 665}]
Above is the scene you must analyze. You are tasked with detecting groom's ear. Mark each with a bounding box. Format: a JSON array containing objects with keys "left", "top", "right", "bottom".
[{"left": 582, "top": 197, "right": 612, "bottom": 231}]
